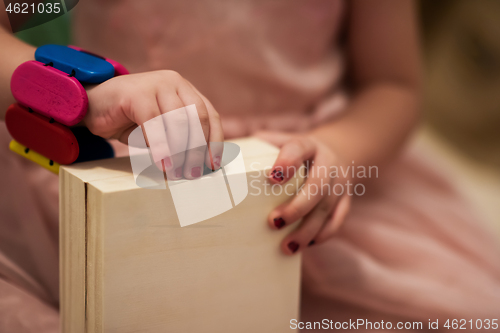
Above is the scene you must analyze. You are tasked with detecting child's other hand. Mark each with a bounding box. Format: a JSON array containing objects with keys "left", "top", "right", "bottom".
[
  {"left": 255, "top": 131, "right": 352, "bottom": 255},
  {"left": 83, "top": 70, "right": 224, "bottom": 180}
]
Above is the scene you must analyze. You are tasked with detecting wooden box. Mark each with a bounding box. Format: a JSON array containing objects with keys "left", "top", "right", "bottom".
[{"left": 60, "top": 138, "right": 302, "bottom": 333}]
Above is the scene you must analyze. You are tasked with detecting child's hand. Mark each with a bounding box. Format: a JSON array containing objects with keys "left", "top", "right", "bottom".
[
  {"left": 83, "top": 70, "right": 224, "bottom": 180},
  {"left": 255, "top": 131, "right": 352, "bottom": 255}
]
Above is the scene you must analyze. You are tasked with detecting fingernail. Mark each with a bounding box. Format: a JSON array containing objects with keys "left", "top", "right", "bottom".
[
  {"left": 175, "top": 167, "right": 183, "bottom": 178},
  {"left": 163, "top": 157, "right": 172, "bottom": 169},
  {"left": 308, "top": 240, "right": 315, "bottom": 247},
  {"left": 214, "top": 155, "right": 221, "bottom": 169},
  {"left": 270, "top": 169, "right": 284, "bottom": 182},
  {"left": 288, "top": 241, "right": 299, "bottom": 253},
  {"left": 273, "top": 217, "right": 285, "bottom": 229},
  {"left": 191, "top": 167, "right": 202, "bottom": 178}
]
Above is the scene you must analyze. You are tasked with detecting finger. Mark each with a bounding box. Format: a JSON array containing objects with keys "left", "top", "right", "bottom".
[
  {"left": 177, "top": 80, "right": 210, "bottom": 144},
  {"left": 185, "top": 81, "right": 224, "bottom": 170},
  {"left": 201, "top": 96, "right": 224, "bottom": 170},
  {"left": 314, "top": 194, "right": 351, "bottom": 244},
  {"left": 269, "top": 152, "right": 333, "bottom": 230},
  {"left": 176, "top": 82, "right": 209, "bottom": 179},
  {"left": 268, "top": 138, "right": 316, "bottom": 184},
  {"left": 157, "top": 89, "right": 188, "bottom": 180},
  {"left": 130, "top": 95, "right": 170, "bottom": 170},
  {"left": 280, "top": 194, "right": 336, "bottom": 255}
]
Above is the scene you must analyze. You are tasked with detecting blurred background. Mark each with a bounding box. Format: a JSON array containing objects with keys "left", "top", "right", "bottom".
[
  {"left": 15, "top": 0, "right": 500, "bottom": 237},
  {"left": 419, "top": 0, "right": 500, "bottom": 238}
]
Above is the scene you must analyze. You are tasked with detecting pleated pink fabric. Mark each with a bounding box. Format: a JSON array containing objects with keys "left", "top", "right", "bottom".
[
  {"left": 1, "top": 0, "right": 499, "bottom": 332},
  {"left": 0, "top": 124, "right": 60, "bottom": 333},
  {"left": 301, "top": 151, "right": 500, "bottom": 330}
]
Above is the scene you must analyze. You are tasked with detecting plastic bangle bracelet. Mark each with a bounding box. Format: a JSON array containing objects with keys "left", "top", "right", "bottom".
[
  {"left": 6, "top": 103, "right": 79, "bottom": 164},
  {"left": 6, "top": 104, "right": 115, "bottom": 172},
  {"left": 11, "top": 60, "right": 88, "bottom": 126},
  {"left": 67, "top": 45, "right": 130, "bottom": 77},
  {"left": 35, "top": 44, "right": 115, "bottom": 83},
  {"left": 7, "top": 44, "right": 127, "bottom": 172},
  {"left": 10, "top": 140, "right": 61, "bottom": 174},
  {"left": 71, "top": 127, "right": 114, "bottom": 163}
]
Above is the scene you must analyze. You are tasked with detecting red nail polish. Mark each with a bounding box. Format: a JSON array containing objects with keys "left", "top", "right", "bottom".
[
  {"left": 163, "top": 157, "right": 172, "bottom": 168},
  {"left": 191, "top": 167, "right": 201, "bottom": 178},
  {"left": 273, "top": 217, "right": 285, "bottom": 229},
  {"left": 270, "top": 169, "right": 284, "bottom": 182},
  {"left": 175, "top": 167, "right": 183, "bottom": 178},
  {"left": 288, "top": 241, "right": 299, "bottom": 253},
  {"left": 214, "top": 155, "right": 221, "bottom": 169}
]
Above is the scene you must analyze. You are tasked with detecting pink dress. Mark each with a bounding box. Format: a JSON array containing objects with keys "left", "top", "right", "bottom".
[{"left": 1, "top": 1, "right": 499, "bottom": 331}]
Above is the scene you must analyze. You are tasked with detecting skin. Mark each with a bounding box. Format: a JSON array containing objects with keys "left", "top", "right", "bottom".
[
  {"left": 84, "top": 73, "right": 224, "bottom": 180},
  {"left": 0, "top": 0, "right": 421, "bottom": 255},
  {"left": 260, "top": 0, "right": 421, "bottom": 254}
]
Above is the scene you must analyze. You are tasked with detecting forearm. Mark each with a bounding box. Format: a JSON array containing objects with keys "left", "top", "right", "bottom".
[
  {"left": 0, "top": 26, "right": 36, "bottom": 120},
  {"left": 310, "top": 82, "right": 420, "bottom": 173}
]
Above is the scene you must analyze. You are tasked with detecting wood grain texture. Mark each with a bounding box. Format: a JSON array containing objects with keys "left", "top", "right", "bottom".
[
  {"left": 60, "top": 138, "right": 303, "bottom": 333},
  {"left": 59, "top": 168, "right": 86, "bottom": 333}
]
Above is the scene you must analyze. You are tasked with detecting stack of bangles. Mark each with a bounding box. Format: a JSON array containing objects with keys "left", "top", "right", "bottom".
[{"left": 5, "top": 44, "right": 129, "bottom": 174}]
